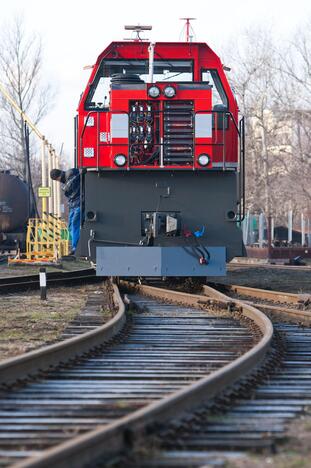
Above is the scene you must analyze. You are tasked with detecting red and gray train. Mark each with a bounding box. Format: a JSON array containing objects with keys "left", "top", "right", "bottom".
[{"left": 75, "top": 38, "right": 245, "bottom": 277}]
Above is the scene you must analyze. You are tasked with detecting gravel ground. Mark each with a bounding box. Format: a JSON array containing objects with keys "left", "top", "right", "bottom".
[
  {"left": 0, "top": 282, "right": 112, "bottom": 360},
  {"left": 226, "top": 410, "right": 311, "bottom": 468},
  {"left": 1, "top": 258, "right": 311, "bottom": 465}
]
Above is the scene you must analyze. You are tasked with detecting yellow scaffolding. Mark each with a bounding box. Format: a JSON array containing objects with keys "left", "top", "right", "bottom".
[{"left": 9, "top": 214, "right": 70, "bottom": 264}]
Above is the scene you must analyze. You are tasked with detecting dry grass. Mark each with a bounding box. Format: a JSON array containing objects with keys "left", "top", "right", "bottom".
[
  {"left": 0, "top": 284, "right": 95, "bottom": 359},
  {"left": 209, "top": 265, "right": 311, "bottom": 294}
]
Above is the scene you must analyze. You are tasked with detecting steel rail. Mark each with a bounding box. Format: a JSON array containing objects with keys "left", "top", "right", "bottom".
[
  {"left": 0, "top": 283, "right": 125, "bottom": 387},
  {"left": 204, "top": 284, "right": 311, "bottom": 325},
  {"left": 245, "top": 302, "right": 311, "bottom": 324},
  {"left": 211, "top": 283, "right": 300, "bottom": 304},
  {"left": 13, "top": 284, "right": 273, "bottom": 468}
]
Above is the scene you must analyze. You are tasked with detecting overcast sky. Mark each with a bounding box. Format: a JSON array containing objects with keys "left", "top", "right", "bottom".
[{"left": 1, "top": 0, "right": 311, "bottom": 165}]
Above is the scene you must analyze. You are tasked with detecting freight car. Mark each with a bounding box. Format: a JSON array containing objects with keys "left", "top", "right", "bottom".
[
  {"left": 0, "top": 171, "right": 31, "bottom": 252},
  {"left": 75, "top": 32, "right": 245, "bottom": 277}
]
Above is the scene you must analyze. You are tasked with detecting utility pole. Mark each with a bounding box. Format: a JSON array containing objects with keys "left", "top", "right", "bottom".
[{"left": 0, "top": 81, "right": 60, "bottom": 219}]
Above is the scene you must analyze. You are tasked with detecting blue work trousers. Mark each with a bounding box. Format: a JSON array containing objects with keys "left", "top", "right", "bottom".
[{"left": 68, "top": 206, "right": 81, "bottom": 251}]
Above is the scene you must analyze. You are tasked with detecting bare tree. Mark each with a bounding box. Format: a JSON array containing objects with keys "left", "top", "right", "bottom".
[
  {"left": 0, "top": 16, "right": 53, "bottom": 179},
  {"left": 278, "top": 24, "right": 311, "bottom": 213},
  {"left": 223, "top": 27, "right": 301, "bottom": 224}
]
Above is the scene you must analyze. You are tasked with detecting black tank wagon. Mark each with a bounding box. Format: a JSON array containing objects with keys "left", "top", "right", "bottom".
[{"left": 0, "top": 171, "right": 31, "bottom": 252}]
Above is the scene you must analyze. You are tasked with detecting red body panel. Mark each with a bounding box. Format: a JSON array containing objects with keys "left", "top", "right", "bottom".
[{"left": 77, "top": 42, "right": 239, "bottom": 170}]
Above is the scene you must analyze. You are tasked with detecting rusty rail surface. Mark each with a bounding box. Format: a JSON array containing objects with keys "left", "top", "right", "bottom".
[
  {"left": 13, "top": 284, "right": 273, "bottom": 468},
  {"left": 219, "top": 284, "right": 300, "bottom": 303}
]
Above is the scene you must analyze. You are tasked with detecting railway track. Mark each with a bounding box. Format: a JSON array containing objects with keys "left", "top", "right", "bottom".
[
  {"left": 122, "top": 320, "right": 310, "bottom": 466},
  {"left": 0, "top": 268, "right": 99, "bottom": 294},
  {"left": 0, "top": 283, "right": 272, "bottom": 467},
  {"left": 117, "top": 284, "right": 311, "bottom": 467},
  {"left": 206, "top": 283, "right": 311, "bottom": 324}
]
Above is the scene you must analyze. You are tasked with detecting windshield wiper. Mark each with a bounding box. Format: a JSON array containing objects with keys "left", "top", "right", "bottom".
[{"left": 162, "top": 71, "right": 186, "bottom": 81}]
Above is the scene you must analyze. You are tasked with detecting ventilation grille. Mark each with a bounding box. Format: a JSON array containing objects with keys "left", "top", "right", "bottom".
[{"left": 163, "top": 101, "right": 194, "bottom": 165}]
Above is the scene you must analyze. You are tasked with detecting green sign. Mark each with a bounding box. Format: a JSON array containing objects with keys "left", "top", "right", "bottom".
[{"left": 38, "top": 186, "right": 51, "bottom": 198}]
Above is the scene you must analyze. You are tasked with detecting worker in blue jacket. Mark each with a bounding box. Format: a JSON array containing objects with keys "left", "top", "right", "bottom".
[{"left": 50, "top": 168, "right": 80, "bottom": 255}]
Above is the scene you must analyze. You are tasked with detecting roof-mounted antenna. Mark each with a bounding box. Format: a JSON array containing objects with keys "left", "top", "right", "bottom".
[
  {"left": 124, "top": 25, "right": 152, "bottom": 42},
  {"left": 180, "top": 18, "right": 196, "bottom": 42}
]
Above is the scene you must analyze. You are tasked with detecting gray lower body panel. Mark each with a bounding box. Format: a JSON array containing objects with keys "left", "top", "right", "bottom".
[
  {"left": 96, "top": 246, "right": 226, "bottom": 277},
  {"left": 77, "top": 170, "right": 245, "bottom": 277}
]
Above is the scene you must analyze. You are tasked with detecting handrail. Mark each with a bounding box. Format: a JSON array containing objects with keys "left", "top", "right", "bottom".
[{"left": 238, "top": 116, "right": 246, "bottom": 222}]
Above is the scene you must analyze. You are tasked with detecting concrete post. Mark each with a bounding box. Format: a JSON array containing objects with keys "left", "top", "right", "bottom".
[
  {"left": 271, "top": 217, "right": 274, "bottom": 244},
  {"left": 288, "top": 210, "right": 293, "bottom": 244},
  {"left": 243, "top": 210, "right": 249, "bottom": 245},
  {"left": 301, "top": 213, "right": 305, "bottom": 246}
]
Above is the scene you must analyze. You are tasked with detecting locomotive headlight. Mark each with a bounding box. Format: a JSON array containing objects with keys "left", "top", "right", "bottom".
[
  {"left": 148, "top": 85, "right": 160, "bottom": 98},
  {"left": 114, "top": 154, "right": 127, "bottom": 167},
  {"left": 164, "top": 85, "right": 176, "bottom": 98},
  {"left": 198, "top": 154, "right": 210, "bottom": 166}
]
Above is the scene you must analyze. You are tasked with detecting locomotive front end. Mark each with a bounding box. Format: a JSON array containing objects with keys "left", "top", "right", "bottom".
[{"left": 76, "top": 40, "right": 245, "bottom": 277}]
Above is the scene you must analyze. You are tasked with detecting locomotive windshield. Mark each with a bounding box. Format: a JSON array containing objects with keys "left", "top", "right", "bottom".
[{"left": 86, "top": 59, "right": 193, "bottom": 109}]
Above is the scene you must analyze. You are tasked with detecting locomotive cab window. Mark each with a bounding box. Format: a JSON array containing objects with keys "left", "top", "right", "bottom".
[
  {"left": 201, "top": 69, "right": 228, "bottom": 109},
  {"left": 86, "top": 77, "right": 110, "bottom": 110},
  {"left": 85, "top": 60, "right": 193, "bottom": 110},
  {"left": 202, "top": 69, "right": 228, "bottom": 129}
]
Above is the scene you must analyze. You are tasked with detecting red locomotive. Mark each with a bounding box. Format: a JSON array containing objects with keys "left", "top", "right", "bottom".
[{"left": 76, "top": 27, "right": 245, "bottom": 277}]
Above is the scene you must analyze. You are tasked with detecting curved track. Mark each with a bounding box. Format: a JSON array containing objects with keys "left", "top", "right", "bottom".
[
  {"left": 206, "top": 283, "right": 311, "bottom": 324},
  {"left": 0, "top": 283, "right": 272, "bottom": 468},
  {"left": 119, "top": 283, "right": 311, "bottom": 467}
]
